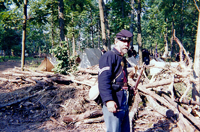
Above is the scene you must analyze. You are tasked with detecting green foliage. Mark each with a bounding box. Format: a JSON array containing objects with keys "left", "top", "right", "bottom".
[
  {"left": 0, "top": 55, "right": 20, "bottom": 62},
  {"left": 0, "top": 0, "right": 200, "bottom": 71},
  {"left": 50, "top": 43, "right": 79, "bottom": 75},
  {"left": 141, "top": 0, "right": 198, "bottom": 59},
  {"left": 0, "top": 27, "right": 21, "bottom": 56}
]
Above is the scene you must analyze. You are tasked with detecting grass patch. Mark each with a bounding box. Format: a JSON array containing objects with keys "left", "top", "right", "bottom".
[
  {"left": 0, "top": 56, "right": 44, "bottom": 69},
  {"left": 174, "top": 82, "right": 192, "bottom": 99},
  {"left": 0, "top": 56, "right": 21, "bottom": 62}
]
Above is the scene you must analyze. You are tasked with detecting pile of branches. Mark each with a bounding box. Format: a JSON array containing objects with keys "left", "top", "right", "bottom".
[
  {"left": 64, "top": 33, "right": 200, "bottom": 131},
  {"left": 0, "top": 32, "right": 199, "bottom": 131}
]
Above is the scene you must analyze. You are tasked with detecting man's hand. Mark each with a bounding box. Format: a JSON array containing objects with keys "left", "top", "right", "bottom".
[
  {"left": 106, "top": 101, "right": 118, "bottom": 113},
  {"left": 130, "top": 86, "right": 137, "bottom": 95}
]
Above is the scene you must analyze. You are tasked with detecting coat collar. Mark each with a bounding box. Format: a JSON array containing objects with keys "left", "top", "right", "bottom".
[{"left": 113, "top": 48, "right": 123, "bottom": 57}]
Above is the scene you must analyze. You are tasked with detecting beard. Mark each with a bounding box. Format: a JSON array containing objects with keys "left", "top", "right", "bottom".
[{"left": 121, "top": 48, "right": 128, "bottom": 55}]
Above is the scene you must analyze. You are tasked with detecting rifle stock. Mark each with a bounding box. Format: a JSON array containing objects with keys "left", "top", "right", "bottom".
[{"left": 134, "top": 64, "right": 144, "bottom": 90}]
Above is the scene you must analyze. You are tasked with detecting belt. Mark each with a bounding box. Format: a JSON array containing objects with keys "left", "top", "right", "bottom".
[
  {"left": 122, "top": 86, "right": 128, "bottom": 90},
  {"left": 115, "top": 82, "right": 128, "bottom": 90}
]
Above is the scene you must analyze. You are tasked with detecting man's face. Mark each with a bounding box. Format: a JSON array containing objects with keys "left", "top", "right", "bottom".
[{"left": 117, "top": 40, "right": 130, "bottom": 55}]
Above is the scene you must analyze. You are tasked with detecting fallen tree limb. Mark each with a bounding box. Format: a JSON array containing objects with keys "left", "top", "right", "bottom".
[
  {"left": 175, "top": 98, "right": 200, "bottom": 106},
  {"left": 75, "top": 116, "right": 104, "bottom": 127},
  {"left": 129, "top": 92, "right": 142, "bottom": 132},
  {"left": 141, "top": 78, "right": 182, "bottom": 89},
  {"left": 163, "top": 94, "right": 200, "bottom": 130},
  {"left": 63, "top": 109, "right": 103, "bottom": 123},
  {"left": 50, "top": 117, "right": 67, "bottom": 128},
  {"left": 173, "top": 30, "right": 193, "bottom": 67},
  {"left": 145, "top": 94, "right": 189, "bottom": 132},
  {"left": 136, "top": 86, "right": 194, "bottom": 131},
  {"left": 78, "top": 68, "right": 98, "bottom": 74},
  {"left": 0, "top": 88, "right": 46, "bottom": 108}
]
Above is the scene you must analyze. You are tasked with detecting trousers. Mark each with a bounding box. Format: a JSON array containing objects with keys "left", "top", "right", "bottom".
[{"left": 102, "top": 90, "right": 130, "bottom": 132}]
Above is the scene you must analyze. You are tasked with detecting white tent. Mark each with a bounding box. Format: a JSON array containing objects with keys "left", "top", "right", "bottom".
[{"left": 78, "top": 48, "right": 102, "bottom": 68}]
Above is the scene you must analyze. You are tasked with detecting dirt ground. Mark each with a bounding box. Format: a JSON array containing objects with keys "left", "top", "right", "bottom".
[
  {"left": 0, "top": 60, "right": 21, "bottom": 71},
  {"left": 0, "top": 59, "right": 106, "bottom": 132},
  {"left": 0, "top": 59, "right": 197, "bottom": 132}
]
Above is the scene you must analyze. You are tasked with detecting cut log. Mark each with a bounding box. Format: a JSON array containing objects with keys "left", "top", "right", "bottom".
[
  {"left": 175, "top": 98, "right": 200, "bottom": 106},
  {"left": 142, "top": 78, "right": 182, "bottom": 89},
  {"left": 50, "top": 117, "right": 66, "bottom": 128},
  {"left": 145, "top": 94, "right": 188, "bottom": 132},
  {"left": 129, "top": 92, "right": 142, "bottom": 132},
  {"left": 163, "top": 94, "right": 200, "bottom": 130},
  {"left": 75, "top": 116, "right": 104, "bottom": 127},
  {"left": 78, "top": 68, "right": 98, "bottom": 74},
  {"left": 136, "top": 86, "right": 194, "bottom": 131},
  {"left": 173, "top": 30, "right": 193, "bottom": 67},
  {"left": 63, "top": 109, "right": 103, "bottom": 123}
]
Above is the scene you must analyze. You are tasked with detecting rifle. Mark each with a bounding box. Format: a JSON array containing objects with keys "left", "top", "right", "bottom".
[
  {"left": 129, "top": 64, "right": 144, "bottom": 95},
  {"left": 128, "top": 64, "right": 144, "bottom": 105},
  {"left": 134, "top": 64, "right": 144, "bottom": 91}
]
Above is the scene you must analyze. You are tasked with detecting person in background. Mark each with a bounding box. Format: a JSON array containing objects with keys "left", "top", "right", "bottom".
[
  {"left": 127, "top": 46, "right": 137, "bottom": 58},
  {"left": 101, "top": 47, "right": 106, "bottom": 55},
  {"left": 142, "top": 48, "right": 150, "bottom": 65},
  {"left": 98, "top": 29, "right": 134, "bottom": 132}
]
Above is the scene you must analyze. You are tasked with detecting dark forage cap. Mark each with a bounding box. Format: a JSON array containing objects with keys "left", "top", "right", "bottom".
[{"left": 116, "top": 30, "right": 133, "bottom": 41}]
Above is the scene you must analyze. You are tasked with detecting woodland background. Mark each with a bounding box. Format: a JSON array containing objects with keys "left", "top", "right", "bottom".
[
  {"left": 1, "top": 0, "right": 200, "bottom": 131},
  {"left": 0, "top": 0, "right": 200, "bottom": 74}
]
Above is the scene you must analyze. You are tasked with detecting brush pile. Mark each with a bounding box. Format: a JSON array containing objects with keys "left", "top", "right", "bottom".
[{"left": 0, "top": 35, "right": 199, "bottom": 132}]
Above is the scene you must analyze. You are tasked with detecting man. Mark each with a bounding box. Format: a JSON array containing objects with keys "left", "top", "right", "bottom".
[
  {"left": 98, "top": 29, "right": 133, "bottom": 132},
  {"left": 101, "top": 47, "right": 106, "bottom": 55},
  {"left": 142, "top": 48, "right": 150, "bottom": 65},
  {"left": 128, "top": 46, "right": 137, "bottom": 58}
]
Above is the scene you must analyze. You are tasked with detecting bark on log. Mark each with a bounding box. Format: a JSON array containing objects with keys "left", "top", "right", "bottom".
[
  {"left": 50, "top": 117, "right": 66, "bottom": 128},
  {"left": 78, "top": 68, "right": 98, "bottom": 74},
  {"left": 142, "top": 78, "right": 182, "bottom": 89},
  {"left": 136, "top": 86, "right": 194, "bottom": 131},
  {"left": 173, "top": 30, "right": 193, "bottom": 67},
  {"left": 175, "top": 98, "right": 200, "bottom": 106},
  {"left": 163, "top": 94, "right": 200, "bottom": 130},
  {"left": 75, "top": 116, "right": 104, "bottom": 127},
  {"left": 146, "top": 94, "right": 187, "bottom": 132},
  {"left": 129, "top": 92, "right": 142, "bottom": 132},
  {"left": 63, "top": 109, "right": 103, "bottom": 123},
  {"left": 0, "top": 88, "right": 45, "bottom": 108}
]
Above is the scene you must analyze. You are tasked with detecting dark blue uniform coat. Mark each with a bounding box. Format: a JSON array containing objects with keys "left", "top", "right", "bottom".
[{"left": 98, "top": 48, "right": 128, "bottom": 107}]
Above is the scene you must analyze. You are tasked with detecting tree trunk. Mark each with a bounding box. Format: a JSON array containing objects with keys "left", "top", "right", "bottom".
[
  {"left": 170, "top": 21, "right": 174, "bottom": 58},
  {"left": 21, "top": 0, "right": 27, "bottom": 71},
  {"left": 78, "top": 25, "right": 81, "bottom": 50},
  {"left": 121, "top": 0, "right": 124, "bottom": 28},
  {"left": 65, "top": 36, "right": 70, "bottom": 56},
  {"left": 98, "top": 20, "right": 100, "bottom": 49},
  {"left": 194, "top": 13, "right": 200, "bottom": 77},
  {"left": 58, "top": 0, "right": 65, "bottom": 46},
  {"left": 193, "top": 13, "right": 200, "bottom": 103},
  {"left": 89, "top": 9, "right": 94, "bottom": 48},
  {"left": 103, "top": 2, "right": 110, "bottom": 50},
  {"left": 137, "top": 0, "right": 142, "bottom": 65},
  {"left": 130, "top": 0, "right": 135, "bottom": 48},
  {"left": 162, "top": 28, "right": 168, "bottom": 59},
  {"left": 193, "top": 0, "right": 200, "bottom": 103},
  {"left": 98, "top": 0, "right": 107, "bottom": 51},
  {"left": 170, "top": 0, "right": 175, "bottom": 58},
  {"left": 51, "top": 2, "right": 54, "bottom": 49},
  {"left": 72, "top": 32, "right": 76, "bottom": 56}
]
